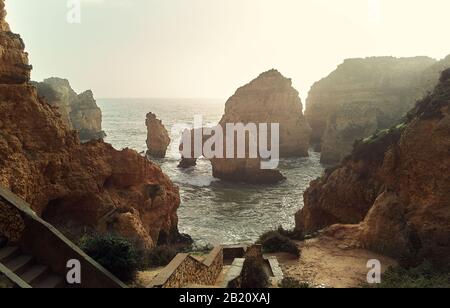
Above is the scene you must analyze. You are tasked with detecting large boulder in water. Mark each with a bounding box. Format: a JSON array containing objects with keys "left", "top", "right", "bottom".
[{"left": 178, "top": 69, "right": 311, "bottom": 184}]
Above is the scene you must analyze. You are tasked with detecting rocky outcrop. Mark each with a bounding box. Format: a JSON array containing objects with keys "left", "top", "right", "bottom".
[
  {"left": 0, "top": 1, "right": 183, "bottom": 250},
  {"left": 179, "top": 70, "right": 311, "bottom": 184},
  {"left": 146, "top": 112, "right": 170, "bottom": 158},
  {"left": 305, "top": 56, "right": 449, "bottom": 164},
  {"left": 296, "top": 70, "right": 450, "bottom": 265},
  {"left": 32, "top": 77, "right": 106, "bottom": 142},
  {"left": 0, "top": 1, "right": 30, "bottom": 84},
  {"left": 220, "top": 69, "right": 311, "bottom": 157},
  {"left": 213, "top": 70, "right": 310, "bottom": 183}
]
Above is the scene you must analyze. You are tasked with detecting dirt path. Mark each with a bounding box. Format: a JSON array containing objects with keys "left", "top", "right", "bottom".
[{"left": 273, "top": 235, "right": 397, "bottom": 288}]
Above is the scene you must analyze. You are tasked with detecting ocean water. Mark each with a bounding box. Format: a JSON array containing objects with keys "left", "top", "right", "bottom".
[{"left": 97, "top": 98, "right": 325, "bottom": 246}]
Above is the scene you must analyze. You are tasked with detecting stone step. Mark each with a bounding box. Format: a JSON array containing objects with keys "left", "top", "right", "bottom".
[
  {"left": 22, "top": 265, "right": 49, "bottom": 285},
  {"left": 33, "top": 274, "right": 65, "bottom": 289},
  {"left": 0, "top": 246, "right": 20, "bottom": 263},
  {"left": 4, "top": 254, "right": 34, "bottom": 274}
]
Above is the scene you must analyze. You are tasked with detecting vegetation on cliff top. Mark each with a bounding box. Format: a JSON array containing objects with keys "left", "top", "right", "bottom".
[
  {"left": 258, "top": 227, "right": 302, "bottom": 257},
  {"left": 407, "top": 67, "right": 450, "bottom": 122}
]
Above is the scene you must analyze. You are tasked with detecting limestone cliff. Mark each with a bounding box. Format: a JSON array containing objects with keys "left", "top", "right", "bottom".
[
  {"left": 212, "top": 70, "right": 310, "bottom": 183},
  {"left": 33, "top": 77, "right": 106, "bottom": 142},
  {"left": 305, "top": 56, "right": 447, "bottom": 164},
  {"left": 220, "top": 69, "right": 311, "bottom": 157},
  {"left": 0, "top": 1, "right": 183, "bottom": 249},
  {"left": 296, "top": 70, "right": 450, "bottom": 265},
  {"left": 0, "top": 0, "right": 30, "bottom": 84},
  {"left": 146, "top": 112, "right": 170, "bottom": 158},
  {"left": 179, "top": 69, "right": 311, "bottom": 184}
]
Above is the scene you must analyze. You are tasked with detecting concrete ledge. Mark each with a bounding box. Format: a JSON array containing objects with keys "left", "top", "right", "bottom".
[
  {"left": 222, "top": 245, "right": 247, "bottom": 264},
  {"left": 203, "top": 246, "right": 222, "bottom": 267},
  {"left": 222, "top": 258, "right": 244, "bottom": 288},
  {"left": 266, "top": 256, "right": 284, "bottom": 285}
]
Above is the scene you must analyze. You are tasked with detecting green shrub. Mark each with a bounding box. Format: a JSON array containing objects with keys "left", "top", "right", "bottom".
[
  {"left": 80, "top": 234, "right": 143, "bottom": 282},
  {"left": 279, "top": 277, "right": 310, "bottom": 289},
  {"left": 276, "top": 226, "right": 304, "bottom": 241},
  {"left": 369, "top": 262, "right": 450, "bottom": 288},
  {"left": 146, "top": 245, "right": 179, "bottom": 268},
  {"left": 241, "top": 257, "right": 269, "bottom": 289},
  {"left": 258, "top": 230, "right": 301, "bottom": 257}
]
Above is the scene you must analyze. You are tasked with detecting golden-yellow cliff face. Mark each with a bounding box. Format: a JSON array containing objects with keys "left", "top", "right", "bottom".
[
  {"left": 178, "top": 69, "right": 311, "bottom": 184},
  {"left": 297, "top": 70, "right": 450, "bottom": 266},
  {"left": 0, "top": 1, "right": 30, "bottom": 84},
  {"left": 0, "top": 0, "right": 183, "bottom": 249},
  {"left": 305, "top": 56, "right": 449, "bottom": 164},
  {"left": 146, "top": 112, "right": 170, "bottom": 158}
]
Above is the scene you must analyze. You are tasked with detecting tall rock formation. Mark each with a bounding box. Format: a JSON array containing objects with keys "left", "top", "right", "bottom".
[
  {"left": 0, "top": 1, "right": 183, "bottom": 249},
  {"left": 220, "top": 69, "right": 311, "bottom": 158},
  {"left": 296, "top": 70, "right": 450, "bottom": 265},
  {"left": 0, "top": 0, "right": 30, "bottom": 84},
  {"left": 146, "top": 112, "right": 170, "bottom": 158},
  {"left": 305, "top": 56, "right": 450, "bottom": 164},
  {"left": 179, "top": 69, "right": 311, "bottom": 184},
  {"left": 32, "top": 77, "right": 106, "bottom": 142}
]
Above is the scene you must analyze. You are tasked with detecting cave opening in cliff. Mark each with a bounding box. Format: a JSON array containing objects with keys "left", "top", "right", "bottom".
[{"left": 42, "top": 196, "right": 100, "bottom": 240}]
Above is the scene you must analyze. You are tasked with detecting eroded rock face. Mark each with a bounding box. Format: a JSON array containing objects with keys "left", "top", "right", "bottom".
[
  {"left": 297, "top": 71, "right": 450, "bottom": 265},
  {"left": 214, "top": 70, "right": 310, "bottom": 183},
  {"left": 0, "top": 3, "right": 182, "bottom": 249},
  {"left": 179, "top": 70, "right": 310, "bottom": 184},
  {"left": 0, "top": 1, "right": 30, "bottom": 84},
  {"left": 221, "top": 69, "right": 311, "bottom": 157},
  {"left": 305, "top": 56, "right": 448, "bottom": 164},
  {"left": 33, "top": 77, "right": 106, "bottom": 142},
  {"left": 146, "top": 112, "right": 170, "bottom": 158}
]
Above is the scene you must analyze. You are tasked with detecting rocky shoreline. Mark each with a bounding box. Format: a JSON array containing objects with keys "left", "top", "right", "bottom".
[{"left": 1, "top": 0, "right": 449, "bottom": 288}]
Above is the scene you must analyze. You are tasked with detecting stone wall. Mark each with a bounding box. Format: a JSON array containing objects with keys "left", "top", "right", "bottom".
[
  {"left": 245, "top": 244, "right": 263, "bottom": 259},
  {"left": 149, "top": 246, "right": 224, "bottom": 288}
]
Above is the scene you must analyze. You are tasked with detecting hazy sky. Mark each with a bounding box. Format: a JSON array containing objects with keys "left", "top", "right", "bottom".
[{"left": 6, "top": 0, "right": 450, "bottom": 100}]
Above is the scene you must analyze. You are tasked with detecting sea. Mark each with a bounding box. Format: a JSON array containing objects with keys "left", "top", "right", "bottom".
[{"left": 97, "top": 98, "right": 325, "bottom": 246}]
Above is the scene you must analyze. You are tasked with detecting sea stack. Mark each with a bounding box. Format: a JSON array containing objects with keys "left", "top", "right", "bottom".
[
  {"left": 305, "top": 56, "right": 445, "bottom": 164},
  {"left": 0, "top": 1, "right": 183, "bottom": 250},
  {"left": 33, "top": 77, "right": 106, "bottom": 142},
  {"left": 146, "top": 112, "right": 171, "bottom": 158},
  {"left": 212, "top": 69, "right": 310, "bottom": 183},
  {"left": 220, "top": 69, "right": 311, "bottom": 157},
  {"left": 178, "top": 69, "right": 311, "bottom": 184},
  {"left": 296, "top": 70, "right": 450, "bottom": 266}
]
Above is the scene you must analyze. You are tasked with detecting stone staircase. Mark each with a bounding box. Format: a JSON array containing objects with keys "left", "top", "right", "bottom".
[{"left": 0, "top": 242, "right": 66, "bottom": 288}]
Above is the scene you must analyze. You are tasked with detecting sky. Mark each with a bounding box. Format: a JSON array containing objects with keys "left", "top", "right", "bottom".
[{"left": 5, "top": 0, "right": 450, "bottom": 100}]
